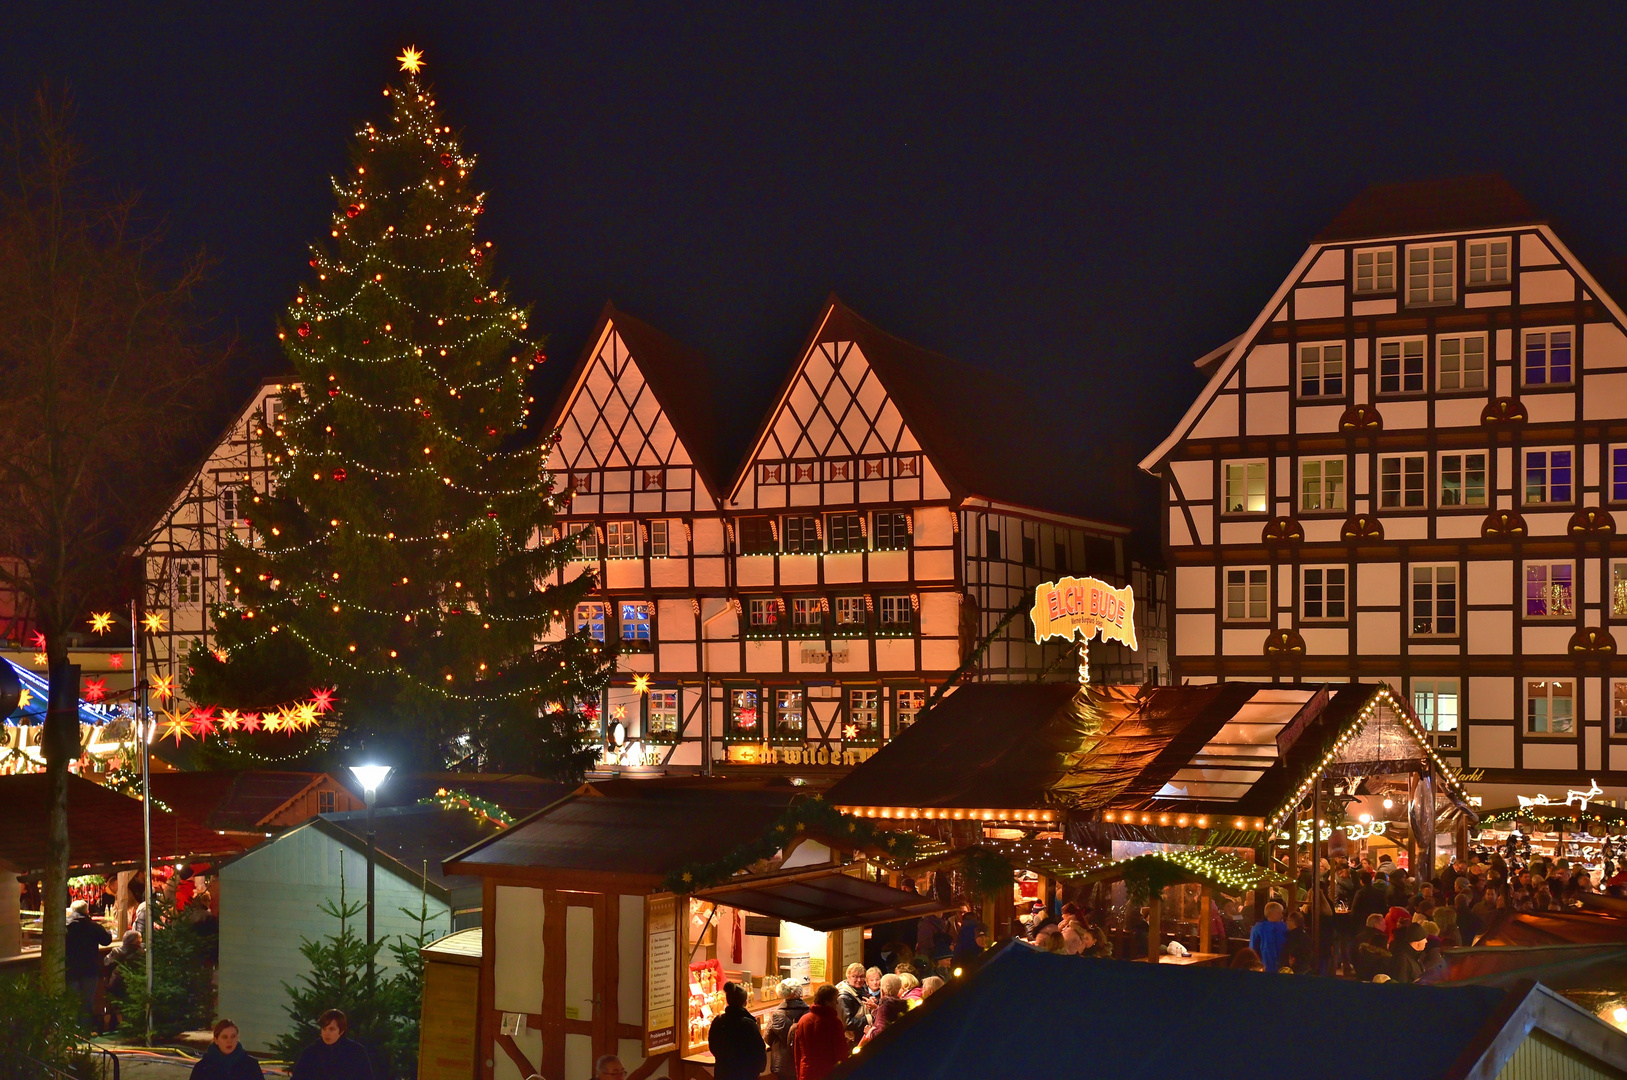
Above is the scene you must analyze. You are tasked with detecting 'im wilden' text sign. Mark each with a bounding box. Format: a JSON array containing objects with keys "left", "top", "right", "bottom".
[
  {"left": 1030, "top": 575, "right": 1138, "bottom": 649},
  {"left": 799, "top": 646, "right": 850, "bottom": 664}
]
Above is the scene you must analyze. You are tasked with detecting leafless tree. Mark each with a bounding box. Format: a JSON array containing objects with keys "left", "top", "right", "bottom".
[{"left": 0, "top": 88, "right": 224, "bottom": 991}]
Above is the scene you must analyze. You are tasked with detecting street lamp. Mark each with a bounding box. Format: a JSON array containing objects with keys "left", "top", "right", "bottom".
[{"left": 348, "top": 763, "right": 392, "bottom": 985}]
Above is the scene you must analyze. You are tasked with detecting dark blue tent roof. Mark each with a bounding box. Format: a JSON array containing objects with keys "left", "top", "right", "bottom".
[{"left": 836, "top": 944, "right": 1510, "bottom": 1080}]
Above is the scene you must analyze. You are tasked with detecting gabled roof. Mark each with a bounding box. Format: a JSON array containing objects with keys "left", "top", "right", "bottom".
[
  {"left": 548, "top": 302, "right": 732, "bottom": 500},
  {"left": 148, "top": 769, "right": 343, "bottom": 833},
  {"left": 733, "top": 296, "right": 1129, "bottom": 529},
  {"left": 834, "top": 943, "right": 1625, "bottom": 1080},
  {"left": 317, "top": 804, "right": 501, "bottom": 895},
  {"left": 1315, "top": 174, "right": 1543, "bottom": 243},
  {"left": 0, "top": 773, "right": 242, "bottom": 874},
  {"left": 445, "top": 784, "right": 797, "bottom": 880},
  {"left": 826, "top": 682, "right": 1465, "bottom": 828}
]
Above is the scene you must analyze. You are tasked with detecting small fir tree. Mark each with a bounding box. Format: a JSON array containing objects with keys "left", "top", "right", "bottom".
[
  {"left": 379, "top": 878, "right": 444, "bottom": 1080},
  {"left": 187, "top": 49, "right": 608, "bottom": 773},
  {"left": 272, "top": 868, "right": 391, "bottom": 1072},
  {"left": 115, "top": 891, "right": 214, "bottom": 1040}
]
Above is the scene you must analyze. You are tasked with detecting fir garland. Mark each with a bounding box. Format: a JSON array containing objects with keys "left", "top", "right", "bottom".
[
  {"left": 419, "top": 786, "right": 514, "bottom": 828},
  {"left": 662, "top": 796, "right": 918, "bottom": 894},
  {"left": 960, "top": 847, "right": 1016, "bottom": 902}
]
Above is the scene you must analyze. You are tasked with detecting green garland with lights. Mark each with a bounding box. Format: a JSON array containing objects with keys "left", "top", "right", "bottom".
[
  {"left": 663, "top": 796, "right": 919, "bottom": 894},
  {"left": 419, "top": 786, "right": 513, "bottom": 828},
  {"left": 1083, "top": 848, "right": 1285, "bottom": 904}
]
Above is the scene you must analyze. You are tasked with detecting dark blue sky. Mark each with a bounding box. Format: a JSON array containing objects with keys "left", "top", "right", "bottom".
[{"left": 8, "top": 4, "right": 1627, "bottom": 539}]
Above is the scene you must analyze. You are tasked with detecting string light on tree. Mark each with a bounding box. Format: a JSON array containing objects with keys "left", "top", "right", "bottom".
[{"left": 184, "top": 46, "right": 610, "bottom": 775}]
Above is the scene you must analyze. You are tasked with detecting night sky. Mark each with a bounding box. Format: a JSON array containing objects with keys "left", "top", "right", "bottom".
[{"left": 8, "top": 5, "right": 1627, "bottom": 542}]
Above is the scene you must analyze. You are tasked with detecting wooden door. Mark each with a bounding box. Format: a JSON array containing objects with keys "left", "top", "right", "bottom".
[{"left": 546, "top": 890, "right": 610, "bottom": 1080}]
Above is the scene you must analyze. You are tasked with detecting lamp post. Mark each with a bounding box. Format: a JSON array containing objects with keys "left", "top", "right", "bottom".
[{"left": 347, "top": 763, "right": 391, "bottom": 985}]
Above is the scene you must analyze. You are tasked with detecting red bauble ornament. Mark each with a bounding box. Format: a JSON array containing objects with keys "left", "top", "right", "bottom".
[
  {"left": 485, "top": 426, "right": 498, "bottom": 436},
  {"left": 422, "top": 409, "right": 431, "bottom": 418},
  {"left": 328, "top": 388, "right": 339, "bottom": 397},
  {"left": 308, "top": 258, "right": 318, "bottom": 267},
  {"left": 471, "top": 250, "right": 484, "bottom": 265},
  {"left": 346, "top": 204, "right": 362, "bottom": 218},
  {"left": 332, "top": 468, "right": 347, "bottom": 482},
  {"left": 297, "top": 323, "right": 311, "bottom": 338},
  {"left": 534, "top": 351, "right": 546, "bottom": 363},
  {"left": 439, "top": 153, "right": 453, "bottom": 168}
]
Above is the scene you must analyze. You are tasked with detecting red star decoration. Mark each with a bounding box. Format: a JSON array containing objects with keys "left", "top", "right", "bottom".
[
  {"left": 29, "top": 631, "right": 46, "bottom": 650},
  {"left": 82, "top": 677, "right": 107, "bottom": 703},
  {"left": 190, "top": 707, "right": 218, "bottom": 738},
  {"left": 310, "top": 686, "right": 337, "bottom": 713},
  {"left": 240, "top": 713, "right": 262, "bottom": 733},
  {"left": 108, "top": 654, "right": 125, "bottom": 669}
]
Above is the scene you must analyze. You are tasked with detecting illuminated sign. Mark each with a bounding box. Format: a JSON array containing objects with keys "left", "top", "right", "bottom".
[{"left": 1031, "top": 576, "right": 1138, "bottom": 650}]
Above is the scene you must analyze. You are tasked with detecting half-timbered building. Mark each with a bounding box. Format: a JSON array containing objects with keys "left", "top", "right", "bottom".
[
  {"left": 548, "top": 298, "right": 1161, "bottom": 773},
  {"left": 140, "top": 377, "right": 288, "bottom": 701},
  {"left": 1141, "top": 175, "right": 1627, "bottom": 805}
]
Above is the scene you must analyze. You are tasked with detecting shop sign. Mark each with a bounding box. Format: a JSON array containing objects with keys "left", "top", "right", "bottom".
[
  {"left": 799, "top": 646, "right": 851, "bottom": 664},
  {"left": 724, "top": 743, "right": 878, "bottom": 766},
  {"left": 646, "top": 895, "right": 678, "bottom": 1054},
  {"left": 1031, "top": 575, "right": 1138, "bottom": 649}
]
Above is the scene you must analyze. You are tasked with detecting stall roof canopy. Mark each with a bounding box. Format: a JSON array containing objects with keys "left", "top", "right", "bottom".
[
  {"left": 833, "top": 942, "right": 1623, "bottom": 1080},
  {"left": 444, "top": 784, "right": 798, "bottom": 879},
  {"left": 826, "top": 682, "right": 1461, "bottom": 821},
  {"left": 699, "top": 867, "right": 952, "bottom": 933},
  {"left": 149, "top": 770, "right": 343, "bottom": 833},
  {"left": 0, "top": 772, "right": 243, "bottom": 874}
]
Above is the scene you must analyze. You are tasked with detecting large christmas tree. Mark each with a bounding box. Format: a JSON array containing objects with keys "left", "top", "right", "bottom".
[{"left": 188, "top": 48, "right": 608, "bottom": 775}]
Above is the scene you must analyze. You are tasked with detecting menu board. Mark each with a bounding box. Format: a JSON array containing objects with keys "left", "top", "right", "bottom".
[
  {"left": 645, "top": 896, "right": 677, "bottom": 1053},
  {"left": 841, "top": 927, "right": 862, "bottom": 971}
]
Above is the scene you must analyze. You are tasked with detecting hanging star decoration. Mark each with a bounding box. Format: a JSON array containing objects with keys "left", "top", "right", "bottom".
[
  {"left": 190, "top": 707, "right": 218, "bottom": 738},
  {"left": 29, "top": 631, "right": 45, "bottom": 650},
  {"left": 632, "top": 674, "right": 651, "bottom": 695},
  {"left": 88, "top": 613, "right": 113, "bottom": 635},
  {"left": 82, "top": 677, "right": 107, "bottom": 703},
  {"left": 108, "top": 654, "right": 124, "bottom": 669},
  {"left": 220, "top": 710, "right": 242, "bottom": 732},
  {"left": 151, "top": 675, "right": 174, "bottom": 700},
  {"left": 310, "top": 686, "right": 337, "bottom": 713},
  {"left": 161, "top": 713, "right": 191, "bottom": 746},
  {"left": 397, "top": 46, "right": 425, "bottom": 73},
  {"left": 142, "top": 612, "right": 166, "bottom": 633},
  {"left": 240, "top": 712, "right": 261, "bottom": 734},
  {"left": 33, "top": 653, "right": 47, "bottom": 668}
]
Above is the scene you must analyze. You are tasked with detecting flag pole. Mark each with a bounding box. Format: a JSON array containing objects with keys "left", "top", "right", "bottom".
[{"left": 134, "top": 600, "right": 153, "bottom": 1046}]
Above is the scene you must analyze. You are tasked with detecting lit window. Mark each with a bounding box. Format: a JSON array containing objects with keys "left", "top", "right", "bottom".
[
  {"left": 1299, "top": 458, "right": 1345, "bottom": 513},
  {"left": 834, "top": 597, "right": 865, "bottom": 626},
  {"left": 1298, "top": 344, "right": 1344, "bottom": 398},
  {"left": 1354, "top": 248, "right": 1395, "bottom": 293},
  {"left": 572, "top": 525, "right": 598, "bottom": 559},
  {"left": 619, "top": 601, "right": 652, "bottom": 643},
  {"left": 827, "top": 513, "right": 865, "bottom": 552},
  {"left": 219, "top": 488, "right": 238, "bottom": 523},
  {"left": 574, "top": 602, "right": 606, "bottom": 641},
  {"left": 1465, "top": 238, "right": 1510, "bottom": 285},
  {"left": 1406, "top": 243, "right": 1455, "bottom": 306},
  {"left": 1614, "top": 562, "right": 1627, "bottom": 618},
  {"left": 1439, "top": 453, "right": 1487, "bottom": 507},
  {"left": 1301, "top": 567, "right": 1347, "bottom": 620},
  {"left": 1411, "top": 566, "right": 1458, "bottom": 636},
  {"left": 1613, "top": 681, "right": 1627, "bottom": 737},
  {"left": 1613, "top": 448, "right": 1627, "bottom": 502},
  {"left": 873, "top": 512, "right": 910, "bottom": 549},
  {"left": 1379, "top": 455, "right": 1426, "bottom": 509},
  {"left": 1223, "top": 462, "right": 1267, "bottom": 514},
  {"left": 1225, "top": 568, "right": 1268, "bottom": 621},
  {"left": 748, "top": 599, "right": 781, "bottom": 629},
  {"left": 879, "top": 596, "right": 912, "bottom": 626},
  {"left": 605, "top": 520, "right": 637, "bottom": 558},
  {"left": 647, "top": 689, "right": 679, "bottom": 743},
  {"left": 1524, "top": 330, "right": 1573, "bottom": 386},
  {"left": 1412, "top": 679, "right": 1461, "bottom": 749},
  {"left": 1377, "top": 339, "right": 1426, "bottom": 394},
  {"left": 1526, "top": 679, "right": 1575, "bottom": 735},
  {"left": 650, "top": 520, "right": 669, "bottom": 558},
  {"left": 174, "top": 560, "right": 203, "bottom": 605},
  {"left": 1525, "top": 562, "right": 1574, "bottom": 618},
  {"left": 783, "top": 515, "right": 820, "bottom": 554},
  {"left": 1437, "top": 335, "right": 1486, "bottom": 391},
  {"left": 773, "top": 689, "right": 804, "bottom": 744},
  {"left": 1524, "top": 449, "right": 1573, "bottom": 504},
  {"left": 791, "top": 598, "right": 822, "bottom": 629},
  {"left": 847, "top": 689, "right": 880, "bottom": 745},
  {"left": 895, "top": 688, "right": 927, "bottom": 734},
  {"left": 727, "top": 688, "right": 760, "bottom": 740}
]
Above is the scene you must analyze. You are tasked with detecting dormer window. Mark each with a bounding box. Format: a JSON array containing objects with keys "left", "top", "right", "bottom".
[
  {"left": 1466, "top": 238, "right": 1510, "bottom": 285},
  {"left": 1353, "top": 247, "right": 1395, "bottom": 294},
  {"left": 1406, "top": 243, "right": 1455, "bottom": 306}
]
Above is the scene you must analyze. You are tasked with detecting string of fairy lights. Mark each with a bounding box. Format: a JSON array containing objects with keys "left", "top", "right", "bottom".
[{"left": 191, "top": 47, "right": 604, "bottom": 720}]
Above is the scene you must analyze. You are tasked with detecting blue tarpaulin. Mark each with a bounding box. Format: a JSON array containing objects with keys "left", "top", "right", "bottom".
[{"left": 2, "top": 656, "right": 122, "bottom": 727}]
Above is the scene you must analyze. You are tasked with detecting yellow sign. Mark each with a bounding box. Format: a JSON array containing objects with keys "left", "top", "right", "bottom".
[{"left": 1031, "top": 576, "right": 1138, "bottom": 650}]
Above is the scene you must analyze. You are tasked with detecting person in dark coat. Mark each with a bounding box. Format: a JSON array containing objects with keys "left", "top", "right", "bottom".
[
  {"left": 707, "top": 982, "right": 766, "bottom": 1080},
  {"left": 291, "top": 1010, "right": 374, "bottom": 1080},
  {"left": 792, "top": 984, "right": 850, "bottom": 1080},
  {"left": 765, "top": 979, "right": 810, "bottom": 1080},
  {"left": 1388, "top": 922, "right": 1429, "bottom": 984},
  {"left": 65, "top": 899, "right": 111, "bottom": 1024},
  {"left": 190, "top": 1019, "right": 265, "bottom": 1080}
]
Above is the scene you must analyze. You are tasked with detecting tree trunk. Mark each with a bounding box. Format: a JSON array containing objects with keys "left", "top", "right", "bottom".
[{"left": 39, "top": 655, "right": 78, "bottom": 994}]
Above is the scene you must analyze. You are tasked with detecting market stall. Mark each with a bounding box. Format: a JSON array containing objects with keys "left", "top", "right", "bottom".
[
  {"left": 442, "top": 778, "right": 950, "bottom": 1080},
  {"left": 1472, "top": 803, "right": 1627, "bottom": 883}
]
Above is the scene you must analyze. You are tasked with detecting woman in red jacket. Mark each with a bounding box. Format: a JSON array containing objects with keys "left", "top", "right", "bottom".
[{"left": 792, "top": 984, "right": 851, "bottom": 1080}]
